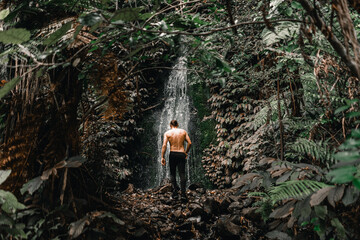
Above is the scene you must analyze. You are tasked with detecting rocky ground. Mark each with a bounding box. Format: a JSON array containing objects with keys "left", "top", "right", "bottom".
[{"left": 110, "top": 182, "right": 269, "bottom": 240}]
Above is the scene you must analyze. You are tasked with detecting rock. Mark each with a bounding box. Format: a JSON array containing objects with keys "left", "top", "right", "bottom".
[
  {"left": 219, "top": 197, "right": 231, "bottom": 213},
  {"left": 197, "top": 188, "right": 206, "bottom": 194},
  {"left": 190, "top": 206, "right": 205, "bottom": 217},
  {"left": 133, "top": 227, "right": 149, "bottom": 239},
  {"left": 173, "top": 209, "right": 182, "bottom": 218},
  {"left": 228, "top": 201, "right": 243, "bottom": 213},
  {"left": 158, "top": 184, "right": 172, "bottom": 194},
  {"left": 203, "top": 197, "right": 220, "bottom": 216},
  {"left": 123, "top": 183, "right": 135, "bottom": 194},
  {"left": 177, "top": 222, "right": 192, "bottom": 230},
  {"left": 177, "top": 230, "right": 194, "bottom": 239},
  {"left": 188, "top": 203, "right": 202, "bottom": 210},
  {"left": 187, "top": 216, "right": 201, "bottom": 223},
  {"left": 229, "top": 195, "right": 241, "bottom": 202},
  {"left": 215, "top": 218, "right": 242, "bottom": 239},
  {"left": 188, "top": 182, "right": 204, "bottom": 190},
  {"left": 242, "top": 207, "right": 261, "bottom": 222}
]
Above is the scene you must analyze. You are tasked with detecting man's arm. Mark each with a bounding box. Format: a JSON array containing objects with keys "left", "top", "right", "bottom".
[
  {"left": 185, "top": 132, "right": 192, "bottom": 158},
  {"left": 161, "top": 133, "right": 168, "bottom": 166}
]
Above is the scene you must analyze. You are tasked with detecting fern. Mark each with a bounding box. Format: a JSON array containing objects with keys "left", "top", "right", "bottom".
[
  {"left": 269, "top": 180, "right": 329, "bottom": 203},
  {"left": 291, "top": 138, "right": 335, "bottom": 167}
]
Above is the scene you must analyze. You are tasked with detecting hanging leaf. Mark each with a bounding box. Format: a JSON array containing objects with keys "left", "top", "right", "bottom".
[
  {"left": 20, "top": 176, "right": 44, "bottom": 195},
  {"left": 0, "top": 8, "right": 10, "bottom": 20},
  {"left": 0, "top": 76, "right": 21, "bottom": 100},
  {"left": 111, "top": 8, "right": 142, "bottom": 22},
  {"left": 0, "top": 28, "right": 30, "bottom": 44},
  {"left": 0, "top": 170, "right": 11, "bottom": 185},
  {"left": 66, "top": 156, "right": 86, "bottom": 168},
  {"left": 43, "top": 22, "right": 72, "bottom": 46}
]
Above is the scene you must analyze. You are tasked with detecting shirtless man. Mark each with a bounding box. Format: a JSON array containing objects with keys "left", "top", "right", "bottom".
[{"left": 161, "top": 120, "right": 192, "bottom": 200}]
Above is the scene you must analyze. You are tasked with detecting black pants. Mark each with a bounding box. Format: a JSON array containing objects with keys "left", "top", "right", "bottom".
[{"left": 169, "top": 151, "right": 186, "bottom": 194}]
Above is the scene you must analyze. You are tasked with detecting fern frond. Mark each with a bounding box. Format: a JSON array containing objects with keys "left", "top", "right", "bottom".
[
  {"left": 269, "top": 180, "right": 329, "bottom": 203},
  {"left": 291, "top": 138, "right": 335, "bottom": 167}
]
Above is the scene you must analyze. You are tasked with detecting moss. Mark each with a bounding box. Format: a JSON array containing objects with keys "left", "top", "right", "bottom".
[{"left": 189, "top": 82, "right": 216, "bottom": 188}]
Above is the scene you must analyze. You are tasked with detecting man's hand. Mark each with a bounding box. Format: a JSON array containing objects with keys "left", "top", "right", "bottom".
[
  {"left": 185, "top": 153, "right": 188, "bottom": 159},
  {"left": 161, "top": 157, "right": 166, "bottom": 166}
]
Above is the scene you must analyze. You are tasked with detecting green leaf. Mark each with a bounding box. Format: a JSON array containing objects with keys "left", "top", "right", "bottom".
[
  {"left": 0, "top": 169, "right": 11, "bottom": 185},
  {"left": 139, "top": 12, "right": 153, "bottom": 20},
  {"left": 328, "top": 166, "right": 357, "bottom": 184},
  {"left": 346, "top": 111, "right": 360, "bottom": 118},
  {"left": 20, "top": 176, "right": 43, "bottom": 195},
  {"left": 330, "top": 218, "right": 346, "bottom": 238},
  {"left": 111, "top": 8, "right": 142, "bottom": 22},
  {"left": 314, "top": 205, "right": 327, "bottom": 220},
  {"left": 0, "top": 8, "right": 10, "bottom": 20},
  {"left": 43, "top": 22, "right": 72, "bottom": 46},
  {"left": 0, "top": 28, "right": 31, "bottom": 44},
  {"left": 291, "top": 1, "right": 303, "bottom": 9},
  {"left": 352, "top": 178, "right": 360, "bottom": 190},
  {"left": 0, "top": 76, "right": 21, "bottom": 100},
  {"left": 79, "top": 12, "right": 102, "bottom": 26},
  {"left": 334, "top": 105, "right": 350, "bottom": 114},
  {"left": 0, "top": 190, "right": 26, "bottom": 213},
  {"left": 334, "top": 151, "right": 360, "bottom": 161},
  {"left": 0, "top": 214, "right": 14, "bottom": 226}
]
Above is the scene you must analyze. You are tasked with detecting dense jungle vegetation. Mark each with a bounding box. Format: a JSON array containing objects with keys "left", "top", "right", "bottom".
[{"left": 1, "top": 0, "right": 360, "bottom": 239}]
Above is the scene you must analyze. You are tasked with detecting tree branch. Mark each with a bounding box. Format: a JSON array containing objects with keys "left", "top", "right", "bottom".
[
  {"left": 298, "top": 0, "right": 360, "bottom": 79},
  {"left": 122, "top": 18, "right": 304, "bottom": 37}
]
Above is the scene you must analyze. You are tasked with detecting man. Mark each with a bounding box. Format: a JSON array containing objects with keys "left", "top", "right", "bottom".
[{"left": 161, "top": 120, "right": 192, "bottom": 201}]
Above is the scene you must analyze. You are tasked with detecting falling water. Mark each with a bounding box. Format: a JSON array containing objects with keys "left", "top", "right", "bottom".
[{"left": 155, "top": 54, "right": 191, "bottom": 187}]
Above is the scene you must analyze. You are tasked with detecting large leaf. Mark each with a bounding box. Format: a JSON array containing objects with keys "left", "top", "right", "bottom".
[
  {"left": 0, "top": 76, "right": 21, "bottom": 100},
  {"left": 314, "top": 205, "right": 327, "bottom": 219},
  {"left": 0, "top": 28, "right": 30, "bottom": 44},
  {"left": 111, "top": 8, "right": 142, "bottom": 22},
  {"left": 0, "top": 8, "right": 10, "bottom": 20},
  {"left": 330, "top": 218, "right": 346, "bottom": 238},
  {"left": 328, "top": 166, "right": 357, "bottom": 184},
  {"left": 269, "top": 200, "right": 295, "bottom": 219},
  {"left": 43, "top": 22, "right": 72, "bottom": 46},
  {"left": 0, "top": 169, "right": 11, "bottom": 185},
  {"left": 310, "top": 186, "right": 334, "bottom": 206},
  {"left": 0, "top": 190, "right": 26, "bottom": 213},
  {"left": 327, "top": 185, "right": 345, "bottom": 207},
  {"left": 20, "top": 176, "right": 44, "bottom": 195}
]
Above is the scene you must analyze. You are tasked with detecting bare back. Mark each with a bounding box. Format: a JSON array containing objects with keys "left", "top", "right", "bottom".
[{"left": 164, "top": 128, "right": 191, "bottom": 153}]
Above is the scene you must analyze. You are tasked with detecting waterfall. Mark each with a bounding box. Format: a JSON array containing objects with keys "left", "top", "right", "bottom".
[{"left": 155, "top": 54, "right": 191, "bottom": 186}]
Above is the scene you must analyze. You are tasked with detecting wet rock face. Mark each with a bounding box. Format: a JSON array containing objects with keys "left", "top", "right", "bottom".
[{"left": 113, "top": 183, "right": 267, "bottom": 239}]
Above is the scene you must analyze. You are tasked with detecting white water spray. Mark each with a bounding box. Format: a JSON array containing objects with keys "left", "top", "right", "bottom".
[{"left": 155, "top": 55, "right": 191, "bottom": 186}]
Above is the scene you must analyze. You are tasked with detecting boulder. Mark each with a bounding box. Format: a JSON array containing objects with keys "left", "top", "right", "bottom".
[{"left": 215, "top": 218, "right": 242, "bottom": 239}]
